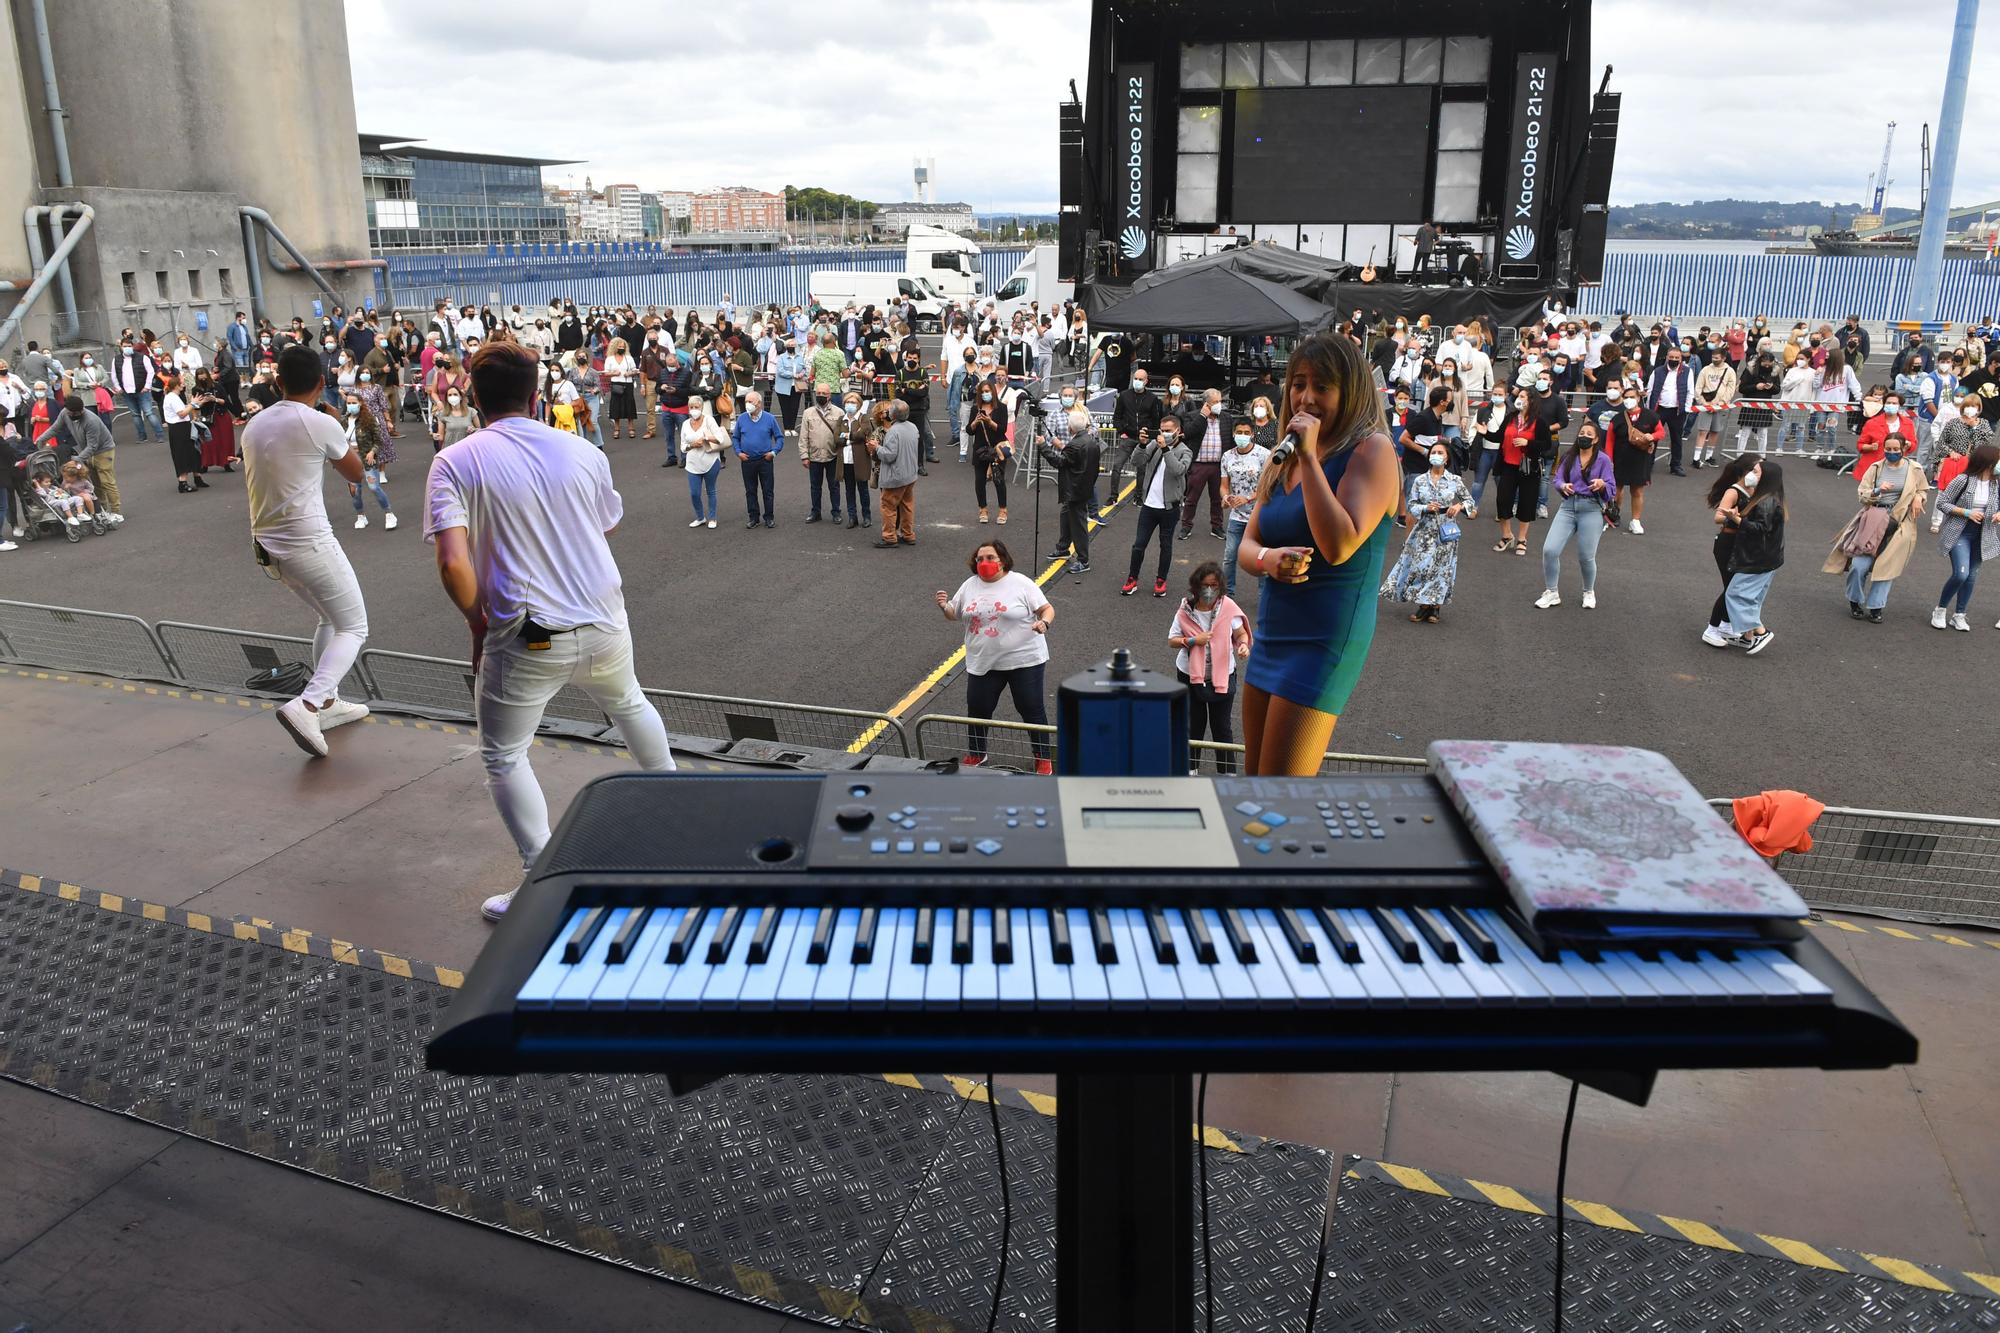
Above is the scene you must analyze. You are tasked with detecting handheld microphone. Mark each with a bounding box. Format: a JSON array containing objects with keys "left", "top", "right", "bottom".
[{"left": 1268, "top": 429, "right": 1305, "bottom": 465}]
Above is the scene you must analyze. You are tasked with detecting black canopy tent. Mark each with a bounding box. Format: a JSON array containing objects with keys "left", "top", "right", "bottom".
[{"left": 1090, "top": 265, "right": 1341, "bottom": 337}]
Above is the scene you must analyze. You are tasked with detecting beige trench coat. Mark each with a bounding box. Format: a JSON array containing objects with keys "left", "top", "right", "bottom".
[{"left": 1823, "top": 460, "right": 1929, "bottom": 581}]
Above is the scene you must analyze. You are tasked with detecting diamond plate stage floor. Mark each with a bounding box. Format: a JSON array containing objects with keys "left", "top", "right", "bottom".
[{"left": 3, "top": 871, "right": 1994, "bottom": 1332}]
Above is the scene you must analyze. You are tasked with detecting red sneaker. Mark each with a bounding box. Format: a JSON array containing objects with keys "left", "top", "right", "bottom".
[
  {"left": 1120, "top": 577, "right": 1139, "bottom": 596},
  {"left": 1153, "top": 577, "right": 1169, "bottom": 597},
  {"left": 960, "top": 754, "right": 985, "bottom": 767},
  {"left": 1034, "top": 759, "right": 1054, "bottom": 775}
]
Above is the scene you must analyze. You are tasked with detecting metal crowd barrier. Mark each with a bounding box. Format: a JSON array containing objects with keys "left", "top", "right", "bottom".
[
  {"left": 643, "top": 687, "right": 912, "bottom": 759},
  {"left": 909, "top": 714, "right": 1425, "bottom": 777},
  {"left": 0, "top": 600, "right": 177, "bottom": 681},
  {"left": 155, "top": 621, "right": 374, "bottom": 703},
  {"left": 1711, "top": 800, "right": 2000, "bottom": 929}
]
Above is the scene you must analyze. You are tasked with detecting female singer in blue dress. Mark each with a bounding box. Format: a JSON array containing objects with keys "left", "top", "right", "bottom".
[{"left": 1232, "top": 332, "right": 1401, "bottom": 775}]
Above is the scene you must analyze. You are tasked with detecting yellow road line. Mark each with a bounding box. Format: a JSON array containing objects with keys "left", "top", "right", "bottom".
[{"left": 1876, "top": 926, "right": 1922, "bottom": 940}]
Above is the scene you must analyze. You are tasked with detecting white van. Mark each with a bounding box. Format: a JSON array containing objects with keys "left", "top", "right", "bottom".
[
  {"left": 906, "top": 223, "right": 985, "bottom": 301},
  {"left": 989, "top": 244, "right": 1074, "bottom": 324},
  {"left": 808, "top": 271, "right": 949, "bottom": 330}
]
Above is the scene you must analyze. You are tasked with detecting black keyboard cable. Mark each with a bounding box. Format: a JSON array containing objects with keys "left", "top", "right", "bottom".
[
  {"left": 1551, "top": 1078, "right": 1581, "bottom": 1333},
  {"left": 1199, "top": 1072, "right": 1213, "bottom": 1332},
  {"left": 985, "top": 1073, "right": 1009, "bottom": 1333}
]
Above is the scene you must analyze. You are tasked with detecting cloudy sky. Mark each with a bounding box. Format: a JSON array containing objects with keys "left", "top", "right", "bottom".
[{"left": 347, "top": 0, "right": 1998, "bottom": 213}]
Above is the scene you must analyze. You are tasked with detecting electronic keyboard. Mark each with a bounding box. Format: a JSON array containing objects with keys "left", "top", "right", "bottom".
[{"left": 426, "top": 773, "right": 1916, "bottom": 1077}]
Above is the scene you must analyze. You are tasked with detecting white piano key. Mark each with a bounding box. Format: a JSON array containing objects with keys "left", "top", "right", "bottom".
[
  {"left": 1161, "top": 911, "right": 1222, "bottom": 1010},
  {"left": 591, "top": 910, "right": 678, "bottom": 1009},
  {"left": 846, "top": 908, "right": 896, "bottom": 1010},
  {"left": 738, "top": 909, "right": 805, "bottom": 1010},
  {"left": 518, "top": 908, "right": 593, "bottom": 1010},
  {"left": 1727, "top": 948, "right": 1811, "bottom": 1001},
  {"left": 1065, "top": 908, "right": 1111, "bottom": 1008},
  {"left": 1332, "top": 909, "right": 1409, "bottom": 1007},
  {"left": 1482, "top": 923, "right": 1587, "bottom": 1007},
  {"left": 923, "top": 907, "right": 963, "bottom": 1007},
  {"left": 1196, "top": 909, "right": 1258, "bottom": 1004},
  {"left": 552, "top": 907, "right": 634, "bottom": 1009},
  {"left": 1101, "top": 911, "right": 1151, "bottom": 1009},
  {"left": 1350, "top": 907, "right": 1445, "bottom": 1006},
  {"left": 1434, "top": 928, "right": 1517, "bottom": 1004},
  {"left": 809, "top": 908, "right": 863, "bottom": 1010},
  {"left": 995, "top": 908, "right": 1036, "bottom": 1010},
  {"left": 774, "top": 906, "right": 824, "bottom": 1010},
  {"left": 1754, "top": 952, "right": 1833, "bottom": 1002},
  {"left": 1395, "top": 916, "right": 1478, "bottom": 1004},
  {"left": 884, "top": 909, "right": 928, "bottom": 1011},
  {"left": 1694, "top": 951, "right": 1762, "bottom": 1001},
  {"left": 1293, "top": 912, "right": 1371, "bottom": 1005},
  {"left": 1551, "top": 950, "right": 1626, "bottom": 1002},
  {"left": 1465, "top": 911, "right": 1562, "bottom": 1005},
  {"left": 962, "top": 909, "right": 1000, "bottom": 1010},
  {"left": 663, "top": 909, "right": 726, "bottom": 1010},
  {"left": 1615, "top": 948, "right": 1697, "bottom": 1001},
  {"left": 1122, "top": 909, "right": 1185, "bottom": 1009},
  {"left": 1585, "top": 949, "right": 1664, "bottom": 1006},
  {"left": 1249, "top": 910, "right": 1331, "bottom": 1008},
  {"left": 1026, "top": 910, "right": 1072, "bottom": 1009},
  {"left": 1652, "top": 950, "right": 1731, "bottom": 1005},
  {"left": 624, "top": 907, "right": 691, "bottom": 1010}
]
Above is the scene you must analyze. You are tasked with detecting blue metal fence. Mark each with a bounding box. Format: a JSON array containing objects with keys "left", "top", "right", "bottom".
[
  {"left": 1578, "top": 251, "right": 2000, "bottom": 323},
  {"left": 379, "top": 245, "right": 1031, "bottom": 315}
]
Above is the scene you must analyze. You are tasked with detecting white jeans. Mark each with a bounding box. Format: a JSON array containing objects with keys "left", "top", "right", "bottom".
[
  {"left": 476, "top": 623, "right": 675, "bottom": 869},
  {"left": 273, "top": 536, "right": 368, "bottom": 705}
]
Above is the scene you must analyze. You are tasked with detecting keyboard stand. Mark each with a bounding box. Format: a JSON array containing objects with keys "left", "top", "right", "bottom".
[
  {"left": 1560, "top": 1067, "right": 1657, "bottom": 1107},
  {"left": 1055, "top": 1072, "right": 1194, "bottom": 1332}
]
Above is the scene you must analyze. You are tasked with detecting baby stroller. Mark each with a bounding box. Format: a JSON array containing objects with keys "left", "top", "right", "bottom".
[{"left": 18, "top": 447, "right": 107, "bottom": 542}]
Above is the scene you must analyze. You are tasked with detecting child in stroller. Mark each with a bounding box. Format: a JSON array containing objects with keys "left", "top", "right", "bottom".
[{"left": 22, "top": 448, "right": 108, "bottom": 540}]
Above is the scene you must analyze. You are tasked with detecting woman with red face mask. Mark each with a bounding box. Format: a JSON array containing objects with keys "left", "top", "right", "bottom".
[{"left": 934, "top": 540, "right": 1056, "bottom": 773}]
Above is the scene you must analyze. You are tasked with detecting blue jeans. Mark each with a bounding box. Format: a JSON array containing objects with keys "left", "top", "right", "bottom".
[
  {"left": 844, "top": 471, "right": 873, "bottom": 522},
  {"left": 946, "top": 371, "right": 964, "bottom": 447},
  {"left": 1222, "top": 519, "right": 1249, "bottom": 598},
  {"left": 1845, "top": 554, "right": 1893, "bottom": 610},
  {"left": 1540, "top": 496, "right": 1605, "bottom": 593},
  {"left": 658, "top": 408, "right": 682, "bottom": 463},
  {"left": 740, "top": 454, "right": 776, "bottom": 522},
  {"left": 122, "top": 391, "right": 161, "bottom": 442},
  {"left": 807, "top": 460, "right": 839, "bottom": 518},
  {"left": 1939, "top": 530, "right": 1984, "bottom": 613},
  {"left": 686, "top": 465, "right": 718, "bottom": 520},
  {"left": 585, "top": 394, "right": 606, "bottom": 448},
  {"left": 1471, "top": 449, "right": 1499, "bottom": 507},
  {"left": 1725, "top": 570, "right": 1776, "bottom": 632},
  {"left": 349, "top": 467, "right": 391, "bottom": 512}
]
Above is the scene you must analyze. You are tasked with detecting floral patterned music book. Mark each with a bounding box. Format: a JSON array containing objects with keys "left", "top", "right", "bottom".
[{"left": 1428, "top": 740, "right": 1808, "bottom": 939}]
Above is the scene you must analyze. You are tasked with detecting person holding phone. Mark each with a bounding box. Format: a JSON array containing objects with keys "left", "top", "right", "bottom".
[{"left": 1535, "top": 421, "right": 1617, "bottom": 610}]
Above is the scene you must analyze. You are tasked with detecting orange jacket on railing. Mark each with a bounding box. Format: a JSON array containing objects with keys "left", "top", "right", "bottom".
[{"left": 1731, "top": 790, "right": 1826, "bottom": 859}]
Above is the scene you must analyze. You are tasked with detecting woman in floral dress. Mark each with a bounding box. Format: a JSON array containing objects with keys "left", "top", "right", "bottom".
[{"left": 1382, "top": 441, "right": 1472, "bottom": 623}]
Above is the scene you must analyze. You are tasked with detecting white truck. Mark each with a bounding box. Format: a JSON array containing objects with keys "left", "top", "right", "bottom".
[
  {"left": 807, "top": 270, "right": 949, "bottom": 329},
  {"left": 989, "top": 244, "right": 1073, "bottom": 324},
  {"left": 906, "top": 223, "right": 985, "bottom": 301}
]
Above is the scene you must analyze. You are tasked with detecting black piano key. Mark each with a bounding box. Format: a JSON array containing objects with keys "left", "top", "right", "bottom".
[
  {"left": 665, "top": 906, "right": 708, "bottom": 964},
  {"left": 1182, "top": 908, "right": 1219, "bottom": 964},
  {"left": 605, "top": 907, "right": 651, "bottom": 964},
  {"left": 1368, "top": 906, "right": 1421, "bottom": 963},
  {"left": 991, "top": 907, "right": 1013, "bottom": 964},
  {"left": 913, "top": 907, "right": 936, "bottom": 964},
  {"left": 1276, "top": 908, "right": 1317, "bottom": 964},
  {"left": 807, "top": 907, "right": 838, "bottom": 965},
  {"left": 1220, "top": 908, "right": 1258, "bottom": 964},
  {"left": 852, "top": 907, "right": 881, "bottom": 965},
  {"left": 1311, "top": 907, "right": 1362, "bottom": 964},
  {"left": 1442, "top": 906, "right": 1500, "bottom": 963},
  {"left": 1144, "top": 907, "right": 1177, "bottom": 964},
  {"left": 1405, "top": 907, "right": 1461, "bottom": 963},
  {"left": 746, "top": 907, "right": 781, "bottom": 964},
  {"left": 952, "top": 907, "right": 974, "bottom": 964},
  {"left": 706, "top": 906, "right": 745, "bottom": 963},
  {"left": 1089, "top": 907, "right": 1118, "bottom": 964},
  {"left": 1577, "top": 945, "right": 1604, "bottom": 964},
  {"left": 1049, "top": 909, "right": 1074, "bottom": 964},
  {"left": 560, "top": 906, "right": 610, "bottom": 964},
  {"left": 1672, "top": 946, "right": 1703, "bottom": 964}
]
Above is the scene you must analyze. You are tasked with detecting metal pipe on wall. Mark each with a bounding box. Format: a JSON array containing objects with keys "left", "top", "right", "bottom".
[
  {"left": 241, "top": 211, "right": 267, "bottom": 324},
  {"left": 20, "top": 206, "right": 82, "bottom": 343},
  {"left": 28, "top": 0, "right": 74, "bottom": 186},
  {"left": 238, "top": 207, "right": 340, "bottom": 307},
  {"left": 0, "top": 204, "right": 93, "bottom": 351}
]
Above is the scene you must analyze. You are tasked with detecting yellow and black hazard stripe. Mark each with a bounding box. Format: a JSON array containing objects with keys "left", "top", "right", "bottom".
[
  {"left": 1805, "top": 913, "right": 2000, "bottom": 954},
  {"left": 1344, "top": 1155, "right": 2000, "bottom": 1302}
]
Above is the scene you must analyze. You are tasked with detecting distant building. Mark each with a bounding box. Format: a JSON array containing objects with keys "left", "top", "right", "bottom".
[
  {"left": 602, "top": 183, "right": 645, "bottom": 241},
  {"left": 874, "top": 201, "right": 975, "bottom": 237},
  {"left": 361, "top": 134, "right": 572, "bottom": 251},
  {"left": 640, "top": 192, "right": 664, "bottom": 239},
  {"left": 691, "top": 187, "right": 785, "bottom": 234},
  {"left": 657, "top": 191, "right": 694, "bottom": 234}
]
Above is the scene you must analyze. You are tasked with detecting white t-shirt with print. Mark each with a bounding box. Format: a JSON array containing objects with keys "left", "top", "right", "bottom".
[
  {"left": 950, "top": 571, "right": 1050, "bottom": 675},
  {"left": 1219, "top": 443, "right": 1270, "bottom": 525}
]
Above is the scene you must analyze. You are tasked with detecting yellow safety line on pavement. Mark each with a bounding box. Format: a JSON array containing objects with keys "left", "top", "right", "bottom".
[{"left": 845, "top": 478, "right": 1138, "bottom": 753}]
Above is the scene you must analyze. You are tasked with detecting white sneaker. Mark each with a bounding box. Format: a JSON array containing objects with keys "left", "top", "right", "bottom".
[
  {"left": 1701, "top": 625, "right": 1731, "bottom": 648},
  {"left": 107, "top": 513, "right": 124, "bottom": 524},
  {"left": 1932, "top": 606, "right": 1949, "bottom": 630},
  {"left": 1951, "top": 613, "right": 1972, "bottom": 632},
  {"left": 689, "top": 517, "right": 704, "bottom": 527},
  {"left": 706, "top": 520, "right": 717, "bottom": 529},
  {"left": 275, "top": 697, "right": 328, "bottom": 758},
  {"left": 481, "top": 889, "right": 516, "bottom": 922},
  {"left": 65, "top": 515, "right": 80, "bottom": 528},
  {"left": 384, "top": 512, "right": 398, "bottom": 530},
  {"left": 10, "top": 527, "right": 21, "bottom": 538},
  {"left": 0, "top": 541, "right": 16, "bottom": 552},
  {"left": 316, "top": 698, "right": 370, "bottom": 730},
  {"left": 1535, "top": 589, "right": 1562, "bottom": 609},
  {"left": 1537, "top": 504, "right": 1549, "bottom": 519},
  {"left": 354, "top": 514, "right": 368, "bottom": 529},
  {"left": 1627, "top": 519, "right": 1645, "bottom": 535},
  {"left": 1581, "top": 590, "right": 1597, "bottom": 610}
]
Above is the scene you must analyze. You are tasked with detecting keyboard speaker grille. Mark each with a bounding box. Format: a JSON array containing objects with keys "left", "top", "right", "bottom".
[{"left": 539, "top": 774, "right": 822, "bottom": 874}]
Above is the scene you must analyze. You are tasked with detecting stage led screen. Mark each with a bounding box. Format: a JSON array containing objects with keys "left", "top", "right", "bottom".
[{"left": 1230, "top": 87, "right": 1434, "bottom": 223}]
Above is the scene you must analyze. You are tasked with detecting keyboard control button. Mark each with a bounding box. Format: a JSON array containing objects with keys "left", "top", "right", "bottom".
[
  {"left": 1034, "top": 819, "right": 1048, "bottom": 829},
  {"left": 896, "top": 839, "right": 916, "bottom": 853},
  {"left": 870, "top": 838, "right": 890, "bottom": 853},
  {"left": 1261, "top": 811, "right": 1289, "bottom": 827},
  {"left": 974, "top": 838, "right": 1003, "bottom": 856},
  {"left": 835, "top": 805, "right": 875, "bottom": 831},
  {"left": 1370, "top": 829, "right": 1386, "bottom": 839},
  {"left": 922, "top": 840, "right": 942, "bottom": 853},
  {"left": 949, "top": 837, "right": 970, "bottom": 853},
  {"left": 1254, "top": 840, "right": 1273, "bottom": 854},
  {"left": 1005, "top": 819, "right": 1020, "bottom": 829},
  {"left": 1006, "top": 806, "right": 1020, "bottom": 816},
  {"left": 1234, "top": 801, "right": 1263, "bottom": 816},
  {"left": 1316, "top": 801, "right": 1332, "bottom": 810},
  {"left": 1310, "top": 842, "right": 1327, "bottom": 853},
  {"left": 1243, "top": 820, "right": 1273, "bottom": 836},
  {"left": 1033, "top": 806, "right": 1047, "bottom": 816},
  {"left": 1281, "top": 840, "right": 1300, "bottom": 853}
]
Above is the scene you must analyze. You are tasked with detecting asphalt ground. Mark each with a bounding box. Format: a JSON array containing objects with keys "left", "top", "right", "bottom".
[{"left": 10, "top": 406, "right": 1998, "bottom": 817}]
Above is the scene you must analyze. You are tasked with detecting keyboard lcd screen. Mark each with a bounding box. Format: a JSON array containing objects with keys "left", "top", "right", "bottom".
[{"left": 1080, "top": 808, "right": 1206, "bottom": 830}]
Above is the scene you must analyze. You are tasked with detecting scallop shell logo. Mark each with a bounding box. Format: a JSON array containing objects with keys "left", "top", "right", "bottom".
[
  {"left": 1504, "top": 225, "right": 1536, "bottom": 260},
  {"left": 1120, "top": 226, "right": 1149, "bottom": 260}
]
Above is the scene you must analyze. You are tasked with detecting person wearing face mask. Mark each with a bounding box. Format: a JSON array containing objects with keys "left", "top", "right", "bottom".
[
  {"left": 1928, "top": 397, "right": 1993, "bottom": 487},
  {"left": 1176, "top": 387, "right": 1233, "bottom": 542},
  {"left": 894, "top": 346, "right": 935, "bottom": 470},
  {"left": 1535, "top": 422, "right": 1616, "bottom": 609},
  {"left": 1246, "top": 395, "right": 1278, "bottom": 451},
  {"left": 431, "top": 384, "right": 476, "bottom": 454},
  {"left": 1808, "top": 348, "right": 1863, "bottom": 462},
  {"left": 1383, "top": 434, "right": 1472, "bottom": 623},
  {"left": 1467, "top": 388, "right": 1508, "bottom": 513},
  {"left": 799, "top": 382, "right": 847, "bottom": 525},
  {"left": 1121, "top": 410, "right": 1192, "bottom": 597},
  {"left": 33, "top": 395, "right": 122, "bottom": 522},
  {"left": 1040, "top": 407, "right": 1103, "bottom": 572},
  {"left": 107, "top": 339, "right": 162, "bottom": 444},
  {"left": 1853, "top": 389, "right": 1918, "bottom": 481},
  {"left": 1718, "top": 462, "right": 1787, "bottom": 653},
  {"left": 935, "top": 541, "right": 1055, "bottom": 772},
  {"left": 835, "top": 389, "right": 876, "bottom": 533},
  {"left": 731, "top": 389, "right": 783, "bottom": 529},
  {"left": 871, "top": 398, "right": 921, "bottom": 548},
  {"left": 965, "top": 376, "right": 1012, "bottom": 523},
  {"left": 1825, "top": 425, "right": 1929, "bottom": 622},
  {"left": 1492, "top": 388, "right": 1550, "bottom": 555},
  {"left": 69, "top": 351, "right": 112, "bottom": 430},
  {"left": 1734, "top": 352, "right": 1782, "bottom": 457},
  {"left": 1643, "top": 343, "right": 1695, "bottom": 476},
  {"left": 1701, "top": 456, "right": 1760, "bottom": 646},
  {"left": 1216, "top": 417, "right": 1271, "bottom": 598},
  {"left": 170, "top": 332, "right": 204, "bottom": 384},
  {"left": 1604, "top": 386, "right": 1665, "bottom": 534},
  {"left": 1930, "top": 443, "right": 2000, "bottom": 631},
  {"left": 1687, "top": 349, "right": 1739, "bottom": 469},
  {"left": 1169, "top": 561, "right": 1252, "bottom": 773},
  {"left": 340, "top": 392, "right": 396, "bottom": 530}
]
